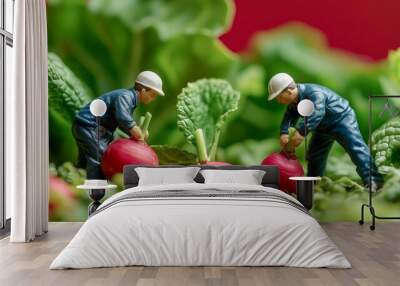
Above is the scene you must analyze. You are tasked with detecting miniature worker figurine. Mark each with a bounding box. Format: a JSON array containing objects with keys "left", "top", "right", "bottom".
[
  {"left": 268, "top": 73, "right": 384, "bottom": 191},
  {"left": 72, "top": 71, "right": 165, "bottom": 179}
]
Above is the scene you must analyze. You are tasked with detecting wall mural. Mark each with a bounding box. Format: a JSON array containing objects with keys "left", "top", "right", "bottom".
[{"left": 47, "top": 0, "right": 400, "bottom": 222}]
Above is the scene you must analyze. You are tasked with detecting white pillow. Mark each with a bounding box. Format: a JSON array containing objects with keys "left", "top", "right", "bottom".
[
  {"left": 200, "top": 169, "right": 266, "bottom": 185},
  {"left": 135, "top": 167, "right": 200, "bottom": 186}
]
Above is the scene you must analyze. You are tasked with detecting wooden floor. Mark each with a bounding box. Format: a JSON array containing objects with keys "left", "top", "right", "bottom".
[{"left": 0, "top": 222, "right": 399, "bottom": 286}]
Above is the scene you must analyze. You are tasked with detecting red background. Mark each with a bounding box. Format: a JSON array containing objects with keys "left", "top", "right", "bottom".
[{"left": 220, "top": 0, "right": 400, "bottom": 61}]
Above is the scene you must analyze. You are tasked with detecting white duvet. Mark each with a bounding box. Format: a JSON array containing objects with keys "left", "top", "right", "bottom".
[{"left": 50, "top": 183, "right": 351, "bottom": 269}]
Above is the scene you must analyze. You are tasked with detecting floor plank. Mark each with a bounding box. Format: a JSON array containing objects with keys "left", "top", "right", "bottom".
[{"left": 0, "top": 222, "right": 399, "bottom": 286}]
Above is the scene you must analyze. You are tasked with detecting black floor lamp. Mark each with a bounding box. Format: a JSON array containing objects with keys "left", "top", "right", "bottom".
[
  {"left": 77, "top": 99, "right": 116, "bottom": 216},
  {"left": 289, "top": 99, "right": 321, "bottom": 210},
  {"left": 359, "top": 95, "right": 400, "bottom": 230}
]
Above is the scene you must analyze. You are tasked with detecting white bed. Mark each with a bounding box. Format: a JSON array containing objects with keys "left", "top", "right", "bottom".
[{"left": 50, "top": 179, "right": 351, "bottom": 269}]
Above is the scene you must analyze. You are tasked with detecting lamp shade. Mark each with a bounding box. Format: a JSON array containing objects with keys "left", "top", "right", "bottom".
[
  {"left": 90, "top": 99, "right": 107, "bottom": 117},
  {"left": 297, "top": 99, "right": 315, "bottom": 117}
]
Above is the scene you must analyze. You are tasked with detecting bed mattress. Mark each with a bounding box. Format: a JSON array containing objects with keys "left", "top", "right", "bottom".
[{"left": 50, "top": 183, "right": 351, "bottom": 269}]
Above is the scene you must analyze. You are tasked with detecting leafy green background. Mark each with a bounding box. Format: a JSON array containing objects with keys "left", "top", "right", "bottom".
[{"left": 47, "top": 0, "right": 400, "bottom": 222}]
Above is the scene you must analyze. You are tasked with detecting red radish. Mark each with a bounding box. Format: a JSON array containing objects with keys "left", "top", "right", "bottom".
[
  {"left": 49, "top": 175, "right": 75, "bottom": 199},
  {"left": 49, "top": 175, "right": 77, "bottom": 220},
  {"left": 261, "top": 151, "right": 304, "bottom": 194},
  {"left": 261, "top": 128, "right": 304, "bottom": 193},
  {"left": 101, "top": 138, "right": 159, "bottom": 179},
  {"left": 101, "top": 112, "right": 159, "bottom": 179}
]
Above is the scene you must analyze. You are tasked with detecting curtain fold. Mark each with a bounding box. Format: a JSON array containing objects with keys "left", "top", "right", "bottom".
[{"left": 8, "top": 0, "right": 48, "bottom": 242}]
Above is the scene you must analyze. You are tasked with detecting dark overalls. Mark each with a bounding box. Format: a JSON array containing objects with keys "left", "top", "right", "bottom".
[
  {"left": 280, "top": 84, "right": 383, "bottom": 185},
  {"left": 72, "top": 88, "right": 138, "bottom": 179}
]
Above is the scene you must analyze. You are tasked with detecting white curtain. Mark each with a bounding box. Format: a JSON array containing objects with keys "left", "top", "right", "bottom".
[{"left": 7, "top": 0, "right": 49, "bottom": 242}]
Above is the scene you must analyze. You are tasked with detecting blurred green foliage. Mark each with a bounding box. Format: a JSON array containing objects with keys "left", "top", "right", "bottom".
[{"left": 381, "top": 49, "right": 400, "bottom": 97}]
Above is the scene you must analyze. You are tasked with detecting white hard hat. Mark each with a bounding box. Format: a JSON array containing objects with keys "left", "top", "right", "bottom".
[
  {"left": 135, "top": 71, "right": 165, "bottom": 96},
  {"left": 268, "top": 73, "right": 295, "bottom": 101}
]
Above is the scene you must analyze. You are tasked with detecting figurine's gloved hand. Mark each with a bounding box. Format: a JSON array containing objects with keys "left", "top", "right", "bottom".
[
  {"left": 130, "top": 126, "right": 144, "bottom": 141},
  {"left": 292, "top": 131, "right": 304, "bottom": 147},
  {"left": 144, "top": 130, "right": 149, "bottom": 141},
  {"left": 280, "top": 134, "right": 289, "bottom": 148}
]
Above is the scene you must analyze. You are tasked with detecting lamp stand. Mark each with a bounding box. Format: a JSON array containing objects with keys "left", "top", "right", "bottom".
[
  {"left": 90, "top": 116, "right": 105, "bottom": 215},
  {"left": 304, "top": 116, "right": 308, "bottom": 158},
  {"left": 96, "top": 116, "right": 100, "bottom": 162},
  {"left": 88, "top": 189, "right": 105, "bottom": 216}
]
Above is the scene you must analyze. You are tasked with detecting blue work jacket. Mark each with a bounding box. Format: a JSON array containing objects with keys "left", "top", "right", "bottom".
[
  {"left": 280, "top": 84, "right": 352, "bottom": 136},
  {"left": 75, "top": 88, "right": 138, "bottom": 135}
]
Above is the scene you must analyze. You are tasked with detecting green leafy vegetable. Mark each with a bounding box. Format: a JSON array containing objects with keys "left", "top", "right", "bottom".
[
  {"left": 229, "top": 63, "right": 266, "bottom": 97},
  {"left": 371, "top": 116, "right": 400, "bottom": 173},
  {"left": 151, "top": 145, "right": 197, "bottom": 165},
  {"left": 48, "top": 53, "right": 92, "bottom": 122},
  {"left": 220, "top": 138, "right": 280, "bottom": 165},
  {"left": 177, "top": 79, "right": 240, "bottom": 161}
]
